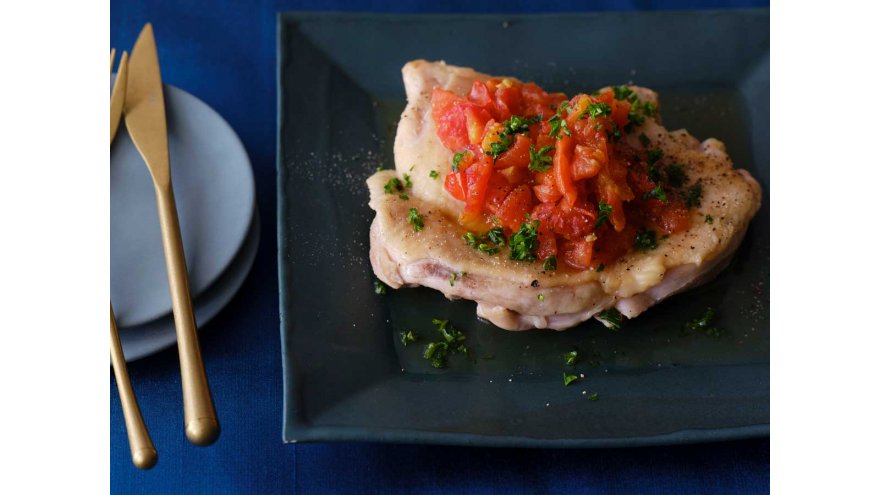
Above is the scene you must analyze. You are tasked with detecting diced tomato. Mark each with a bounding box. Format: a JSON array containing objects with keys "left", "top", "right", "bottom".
[
  {"left": 494, "top": 86, "right": 523, "bottom": 121},
  {"left": 468, "top": 81, "right": 493, "bottom": 108},
  {"left": 494, "top": 134, "right": 531, "bottom": 169},
  {"left": 595, "top": 167, "right": 626, "bottom": 232},
  {"left": 432, "top": 88, "right": 491, "bottom": 150},
  {"left": 645, "top": 197, "right": 691, "bottom": 235},
  {"left": 496, "top": 185, "right": 533, "bottom": 230},
  {"left": 484, "top": 173, "right": 514, "bottom": 216},
  {"left": 571, "top": 144, "right": 603, "bottom": 180},
  {"left": 559, "top": 238, "right": 594, "bottom": 269},
  {"left": 591, "top": 222, "right": 636, "bottom": 267},
  {"left": 533, "top": 183, "right": 562, "bottom": 204},
  {"left": 464, "top": 107, "right": 492, "bottom": 145},
  {"left": 460, "top": 155, "right": 494, "bottom": 225},
  {"left": 550, "top": 202, "right": 597, "bottom": 240},
  {"left": 552, "top": 135, "right": 577, "bottom": 209},
  {"left": 444, "top": 171, "right": 467, "bottom": 201},
  {"left": 536, "top": 226, "right": 557, "bottom": 260}
]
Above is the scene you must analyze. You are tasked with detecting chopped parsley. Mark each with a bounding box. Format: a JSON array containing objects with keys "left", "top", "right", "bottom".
[
  {"left": 403, "top": 173, "right": 413, "bottom": 189},
  {"left": 685, "top": 184, "right": 703, "bottom": 208},
  {"left": 400, "top": 331, "right": 417, "bottom": 346},
  {"left": 564, "top": 350, "right": 579, "bottom": 366},
  {"left": 587, "top": 392, "right": 599, "bottom": 401},
  {"left": 638, "top": 133, "right": 651, "bottom": 147},
  {"left": 543, "top": 256, "right": 557, "bottom": 271},
  {"left": 597, "top": 307, "right": 624, "bottom": 330},
  {"left": 463, "top": 227, "right": 506, "bottom": 255},
  {"left": 586, "top": 101, "right": 612, "bottom": 119},
  {"left": 452, "top": 152, "right": 466, "bottom": 172},
  {"left": 373, "top": 280, "right": 387, "bottom": 295},
  {"left": 422, "top": 319, "right": 469, "bottom": 368},
  {"left": 486, "top": 227, "right": 506, "bottom": 245},
  {"left": 634, "top": 228, "right": 658, "bottom": 251},
  {"left": 429, "top": 170, "right": 439, "bottom": 179},
  {"left": 595, "top": 200, "right": 612, "bottom": 228},
  {"left": 641, "top": 184, "right": 668, "bottom": 202},
  {"left": 684, "top": 307, "right": 720, "bottom": 338},
  {"left": 548, "top": 102, "right": 571, "bottom": 139},
  {"left": 596, "top": 263, "right": 605, "bottom": 272},
  {"left": 705, "top": 214, "right": 714, "bottom": 224},
  {"left": 665, "top": 163, "right": 687, "bottom": 188},
  {"left": 538, "top": 294, "right": 545, "bottom": 302},
  {"left": 509, "top": 217, "right": 540, "bottom": 261},
  {"left": 383, "top": 177, "right": 403, "bottom": 194},
  {"left": 646, "top": 149, "right": 664, "bottom": 182},
  {"left": 563, "top": 372, "right": 578, "bottom": 386},
  {"left": 449, "top": 272, "right": 458, "bottom": 286},
  {"left": 605, "top": 122, "right": 622, "bottom": 142},
  {"left": 487, "top": 115, "right": 541, "bottom": 159},
  {"left": 528, "top": 145, "right": 554, "bottom": 172},
  {"left": 407, "top": 207, "right": 424, "bottom": 232},
  {"left": 398, "top": 193, "right": 409, "bottom": 200},
  {"left": 612, "top": 85, "right": 638, "bottom": 103}
]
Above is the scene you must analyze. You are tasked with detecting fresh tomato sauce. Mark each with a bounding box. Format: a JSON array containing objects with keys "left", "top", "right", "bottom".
[{"left": 431, "top": 78, "right": 692, "bottom": 270}]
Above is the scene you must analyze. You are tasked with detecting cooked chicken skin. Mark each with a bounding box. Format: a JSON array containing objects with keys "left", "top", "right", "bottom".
[{"left": 367, "top": 60, "right": 761, "bottom": 331}]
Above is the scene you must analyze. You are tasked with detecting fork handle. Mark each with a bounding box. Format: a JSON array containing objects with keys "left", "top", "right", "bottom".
[
  {"left": 110, "top": 304, "right": 158, "bottom": 469},
  {"left": 154, "top": 182, "right": 220, "bottom": 446}
]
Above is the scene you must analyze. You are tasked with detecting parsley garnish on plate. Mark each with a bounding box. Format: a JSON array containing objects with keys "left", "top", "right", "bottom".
[
  {"left": 403, "top": 173, "right": 413, "bottom": 189},
  {"left": 563, "top": 372, "right": 578, "bottom": 386},
  {"left": 373, "top": 280, "right": 387, "bottom": 295},
  {"left": 400, "top": 331, "right": 417, "bottom": 346},
  {"left": 634, "top": 228, "right": 658, "bottom": 251},
  {"left": 564, "top": 350, "right": 579, "bottom": 366},
  {"left": 685, "top": 307, "right": 721, "bottom": 338},
  {"left": 528, "top": 145, "right": 554, "bottom": 172},
  {"left": 595, "top": 201, "right": 612, "bottom": 228},
  {"left": 429, "top": 170, "right": 439, "bottom": 179},
  {"left": 422, "top": 319, "right": 469, "bottom": 368},
  {"left": 407, "top": 207, "right": 424, "bottom": 232},
  {"left": 543, "top": 255, "right": 557, "bottom": 271},
  {"left": 587, "top": 392, "right": 600, "bottom": 401},
  {"left": 597, "top": 307, "right": 624, "bottom": 330},
  {"left": 509, "top": 217, "right": 540, "bottom": 261},
  {"left": 705, "top": 214, "right": 714, "bottom": 224},
  {"left": 448, "top": 272, "right": 457, "bottom": 286},
  {"left": 398, "top": 193, "right": 409, "bottom": 200},
  {"left": 638, "top": 132, "right": 651, "bottom": 147},
  {"left": 537, "top": 294, "right": 545, "bottom": 302},
  {"left": 596, "top": 263, "right": 605, "bottom": 272},
  {"left": 452, "top": 152, "right": 466, "bottom": 172}
]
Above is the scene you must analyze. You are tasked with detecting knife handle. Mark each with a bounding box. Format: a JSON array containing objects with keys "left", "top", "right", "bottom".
[
  {"left": 110, "top": 304, "right": 158, "bottom": 469},
  {"left": 154, "top": 182, "right": 220, "bottom": 446}
]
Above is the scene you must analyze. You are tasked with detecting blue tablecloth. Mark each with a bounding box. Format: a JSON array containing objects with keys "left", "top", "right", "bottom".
[{"left": 110, "top": 1, "right": 769, "bottom": 493}]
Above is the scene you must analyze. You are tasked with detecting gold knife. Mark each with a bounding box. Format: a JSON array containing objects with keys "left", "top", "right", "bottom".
[{"left": 124, "top": 23, "right": 219, "bottom": 446}]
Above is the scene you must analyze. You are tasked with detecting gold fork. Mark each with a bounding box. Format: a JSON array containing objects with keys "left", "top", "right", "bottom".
[{"left": 110, "top": 48, "right": 157, "bottom": 470}]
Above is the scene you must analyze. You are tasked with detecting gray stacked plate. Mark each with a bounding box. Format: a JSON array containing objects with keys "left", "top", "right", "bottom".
[{"left": 111, "top": 83, "right": 258, "bottom": 361}]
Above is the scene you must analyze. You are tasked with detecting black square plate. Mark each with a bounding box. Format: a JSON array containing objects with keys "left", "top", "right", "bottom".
[{"left": 278, "top": 10, "right": 769, "bottom": 447}]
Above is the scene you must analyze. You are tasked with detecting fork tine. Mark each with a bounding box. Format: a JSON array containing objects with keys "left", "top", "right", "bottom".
[{"left": 110, "top": 50, "right": 129, "bottom": 143}]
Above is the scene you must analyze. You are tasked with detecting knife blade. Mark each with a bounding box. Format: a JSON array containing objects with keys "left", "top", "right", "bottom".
[{"left": 124, "top": 23, "right": 220, "bottom": 446}]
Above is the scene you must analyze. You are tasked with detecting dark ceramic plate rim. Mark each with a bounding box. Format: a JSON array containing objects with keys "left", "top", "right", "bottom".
[{"left": 277, "top": 10, "right": 769, "bottom": 447}]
